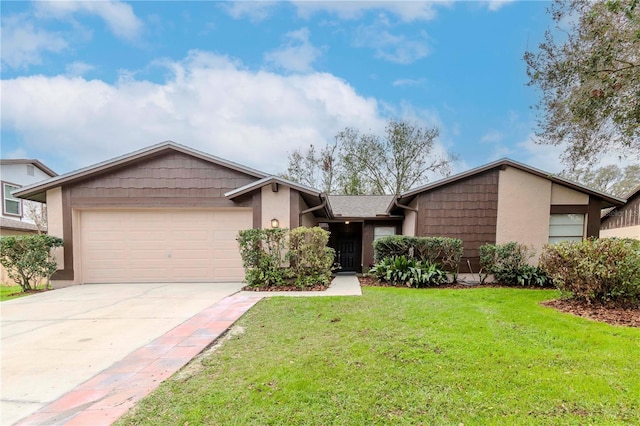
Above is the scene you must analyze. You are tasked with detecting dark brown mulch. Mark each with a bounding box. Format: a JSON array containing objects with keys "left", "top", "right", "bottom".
[
  {"left": 358, "top": 276, "right": 639, "bottom": 328},
  {"left": 242, "top": 283, "right": 329, "bottom": 292},
  {"left": 541, "top": 299, "right": 640, "bottom": 328}
]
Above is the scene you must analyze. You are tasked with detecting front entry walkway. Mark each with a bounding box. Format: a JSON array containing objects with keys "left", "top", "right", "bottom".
[{"left": 9, "top": 275, "right": 361, "bottom": 425}]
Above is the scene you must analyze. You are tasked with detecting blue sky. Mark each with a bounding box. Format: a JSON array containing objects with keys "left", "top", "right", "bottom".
[{"left": 1, "top": 1, "right": 590, "bottom": 178}]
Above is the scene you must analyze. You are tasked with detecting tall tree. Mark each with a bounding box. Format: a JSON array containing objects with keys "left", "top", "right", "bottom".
[
  {"left": 562, "top": 164, "right": 640, "bottom": 196},
  {"left": 283, "top": 142, "right": 338, "bottom": 193},
  {"left": 283, "top": 120, "right": 453, "bottom": 195},
  {"left": 337, "top": 120, "right": 451, "bottom": 195},
  {"left": 525, "top": 0, "right": 640, "bottom": 168}
]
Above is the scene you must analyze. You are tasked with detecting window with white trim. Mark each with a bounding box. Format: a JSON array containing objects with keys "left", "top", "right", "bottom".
[
  {"left": 548, "top": 214, "right": 584, "bottom": 244},
  {"left": 374, "top": 226, "right": 396, "bottom": 241},
  {"left": 3, "top": 183, "right": 22, "bottom": 216}
]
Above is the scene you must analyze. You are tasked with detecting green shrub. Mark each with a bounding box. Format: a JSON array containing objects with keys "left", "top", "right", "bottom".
[
  {"left": 369, "top": 255, "right": 449, "bottom": 288},
  {"left": 237, "top": 228, "right": 288, "bottom": 288},
  {"left": 0, "top": 235, "right": 64, "bottom": 292},
  {"left": 237, "top": 227, "right": 334, "bottom": 289},
  {"left": 539, "top": 238, "right": 640, "bottom": 307},
  {"left": 373, "top": 236, "right": 463, "bottom": 280},
  {"left": 287, "top": 227, "right": 335, "bottom": 288},
  {"left": 479, "top": 242, "right": 552, "bottom": 287}
]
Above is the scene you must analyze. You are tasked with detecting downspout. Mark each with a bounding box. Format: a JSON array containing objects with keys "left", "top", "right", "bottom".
[
  {"left": 299, "top": 193, "right": 328, "bottom": 226},
  {"left": 394, "top": 198, "right": 418, "bottom": 236}
]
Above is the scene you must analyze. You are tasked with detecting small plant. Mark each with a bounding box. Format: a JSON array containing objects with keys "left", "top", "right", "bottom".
[
  {"left": 479, "top": 242, "right": 552, "bottom": 287},
  {"left": 0, "top": 235, "right": 64, "bottom": 292},
  {"left": 540, "top": 238, "right": 640, "bottom": 307},
  {"left": 370, "top": 256, "right": 448, "bottom": 288}
]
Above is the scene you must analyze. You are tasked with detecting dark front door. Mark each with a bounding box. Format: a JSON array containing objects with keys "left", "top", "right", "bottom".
[{"left": 338, "top": 236, "right": 358, "bottom": 272}]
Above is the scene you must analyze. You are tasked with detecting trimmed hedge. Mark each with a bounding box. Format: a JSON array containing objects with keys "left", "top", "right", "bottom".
[
  {"left": 539, "top": 238, "right": 640, "bottom": 307},
  {"left": 373, "top": 235, "right": 463, "bottom": 278}
]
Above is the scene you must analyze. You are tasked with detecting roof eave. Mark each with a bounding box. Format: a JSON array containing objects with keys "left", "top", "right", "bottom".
[
  {"left": 395, "top": 158, "right": 626, "bottom": 207},
  {"left": 14, "top": 141, "right": 269, "bottom": 200}
]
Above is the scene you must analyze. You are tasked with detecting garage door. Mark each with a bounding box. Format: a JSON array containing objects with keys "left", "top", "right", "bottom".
[{"left": 79, "top": 209, "right": 252, "bottom": 283}]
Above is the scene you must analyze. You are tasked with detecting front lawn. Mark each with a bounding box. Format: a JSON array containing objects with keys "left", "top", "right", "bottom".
[
  {"left": 119, "top": 288, "right": 640, "bottom": 425},
  {"left": 0, "top": 285, "right": 28, "bottom": 301}
]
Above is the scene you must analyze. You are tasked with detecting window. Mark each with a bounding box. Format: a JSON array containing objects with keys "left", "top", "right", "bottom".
[
  {"left": 3, "top": 183, "right": 22, "bottom": 216},
  {"left": 548, "top": 214, "right": 584, "bottom": 244},
  {"left": 374, "top": 226, "right": 396, "bottom": 241}
]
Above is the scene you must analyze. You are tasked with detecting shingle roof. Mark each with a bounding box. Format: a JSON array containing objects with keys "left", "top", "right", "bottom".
[
  {"left": 0, "top": 217, "right": 42, "bottom": 233},
  {"left": 328, "top": 195, "right": 395, "bottom": 218}
]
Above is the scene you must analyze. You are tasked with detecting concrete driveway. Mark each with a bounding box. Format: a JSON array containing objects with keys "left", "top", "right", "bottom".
[{"left": 1, "top": 282, "right": 243, "bottom": 426}]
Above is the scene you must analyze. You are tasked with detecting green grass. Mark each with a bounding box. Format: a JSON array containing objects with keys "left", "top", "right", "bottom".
[
  {"left": 118, "top": 288, "right": 640, "bottom": 425},
  {"left": 0, "top": 285, "right": 27, "bottom": 301}
]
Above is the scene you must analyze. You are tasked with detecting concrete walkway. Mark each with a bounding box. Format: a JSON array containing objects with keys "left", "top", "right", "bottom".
[
  {"left": 9, "top": 274, "right": 361, "bottom": 425},
  {"left": 1, "top": 283, "right": 244, "bottom": 426}
]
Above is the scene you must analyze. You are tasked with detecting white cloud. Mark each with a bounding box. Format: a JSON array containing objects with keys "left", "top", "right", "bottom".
[
  {"left": 221, "top": 1, "right": 279, "bottom": 22},
  {"left": 485, "top": 0, "right": 516, "bottom": 12},
  {"left": 517, "top": 134, "right": 639, "bottom": 174},
  {"left": 0, "top": 14, "right": 68, "bottom": 69},
  {"left": 264, "top": 28, "right": 321, "bottom": 73},
  {"left": 392, "top": 78, "right": 426, "bottom": 87},
  {"left": 1, "top": 51, "right": 385, "bottom": 174},
  {"left": 65, "top": 61, "right": 95, "bottom": 77},
  {"left": 480, "top": 130, "right": 504, "bottom": 143},
  {"left": 292, "top": 1, "right": 452, "bottom": 22},
  {"left": 353, "top": 24, "right": 430, "bottom": 64},
  {"left": 35, "top": 0, "right": 143, "bottom": 40}
]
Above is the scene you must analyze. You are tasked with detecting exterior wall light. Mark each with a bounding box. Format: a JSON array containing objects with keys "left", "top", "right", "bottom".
[
  {"left": 345, "top": 221, "right": 350, "bottom": 225},
  {"left": 271, "top": 218, "right": 280, "bottom": 228}
]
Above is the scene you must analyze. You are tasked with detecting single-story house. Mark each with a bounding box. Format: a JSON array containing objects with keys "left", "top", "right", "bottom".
[
  {"left": 600, "top": 186, "right": 640, "bottom": 239},
  {"left": 14, "top": 141, "right": 624, "bottom": 287}
]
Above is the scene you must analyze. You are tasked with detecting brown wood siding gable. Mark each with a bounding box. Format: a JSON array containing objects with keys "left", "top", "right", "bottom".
[
  {"left": 67, "top": 151, "right": 258, "bottom": 208},
  {"left": 415, "top": 169, "right": 499, "bottom": 271},
  {"left": 601, "top": 194, "right": 640, "bottom": 229}
]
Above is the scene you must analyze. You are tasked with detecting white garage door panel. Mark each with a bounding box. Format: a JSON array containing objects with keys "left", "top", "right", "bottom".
[{"left": 80, "top": 209, "right": 251, "bottom": 283}]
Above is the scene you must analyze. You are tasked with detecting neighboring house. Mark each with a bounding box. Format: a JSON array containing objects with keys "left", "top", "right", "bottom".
[
  {"left": 600, "top": 186, "right": 640, "bottom": 239},
  {"left": 14, "top": 142, "right": 624, "bottom": 287},
  {"left": 1, "top": 159, "right": 58, "bottom": 284}
]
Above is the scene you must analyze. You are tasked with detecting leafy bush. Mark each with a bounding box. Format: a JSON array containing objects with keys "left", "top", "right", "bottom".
[
  {"left": 237, "top": 228, "right": 288, "bottom": 288},
  {"left": 0, "top": 235, "right": 64, "bottom": 292},
  {"left": 287, "top": 227, "right": 335, "bottom": 288},
  {"left": 479, "top": 242, "right": 552, "bottom": 287},
  {"left": 237, "top": 227, "right": 334, "bottom": 289},
  {"left": 539, "top": 238, "right": 640, "bottom": 307},
  {"left": 369, "top": 255, "right": 449, "bottom": 288},
  {"left": 373, "top": 236, "right": 463, "bottom": 279}
]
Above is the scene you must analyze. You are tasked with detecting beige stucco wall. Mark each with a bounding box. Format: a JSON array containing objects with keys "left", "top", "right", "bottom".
[
  {"left": 299, "top": 197, "right": 317, "bottom": 228},
  {"left": 551, "top": 183, "right": 589, "bottom": 205},
  {"left": 261, "top": 186, "right": 291, "bottom": 229},
  {"left": 496, "top": 167, "right": 551, "bottom": 264},
  {"left": 600, "top": 225, "right": 640, "bottom": 239},
  {"left": 46, "top": 187, "right": 65, "bottom": 270},
  {"left": 402, "top": 198, "right": 417, "bottom": 236}
]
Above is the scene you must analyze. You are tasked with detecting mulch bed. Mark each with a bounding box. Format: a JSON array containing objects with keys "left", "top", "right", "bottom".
[
  {"left": 242, "top": 284, "right": 329, "bottom": 292},
  {"left": 358, "top": 276, "right": 640, "bottom": 328},
  {"left": 541, "top": 299, "right": 640, "bottom": 328}
]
